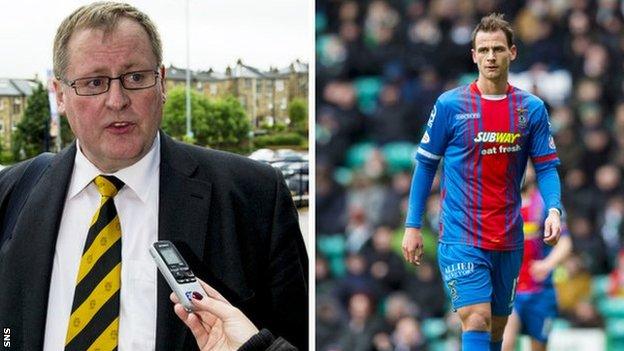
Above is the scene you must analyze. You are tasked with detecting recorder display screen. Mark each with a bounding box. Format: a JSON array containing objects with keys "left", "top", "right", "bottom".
[{"left": 160, "top": 247, "right": 183, "bottom": 265}]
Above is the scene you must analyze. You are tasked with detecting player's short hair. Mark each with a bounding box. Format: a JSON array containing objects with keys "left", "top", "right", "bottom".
[
  {"left": 471, "top": 13, "right": 514, "bottom": 49},
  {"left": 53, "top": 1, "right": 162, "bottom": 79}
]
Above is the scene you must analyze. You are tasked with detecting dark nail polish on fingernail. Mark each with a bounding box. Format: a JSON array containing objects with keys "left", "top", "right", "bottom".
[{"left": 192, "top": 291, "right": 203, "bottom": 300}]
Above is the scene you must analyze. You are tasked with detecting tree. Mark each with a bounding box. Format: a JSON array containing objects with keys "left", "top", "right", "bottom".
[
  {"left": 202, "top": 96, "right": 250, "bottom": 147},
  {"left": 12, "top": 83, "right": 50, "bottom": 161},
  {"left": 60, "top": 113, "right": 75, "bottom": 147},
  {"left": 163, "top": 87, "right": 250, "bottom": 149},
  {"left": 288, "top": 97, "right": 307, "bottom": 134},
  {"left": 162, "top": 87, "right": 207, "bottom": 143}
]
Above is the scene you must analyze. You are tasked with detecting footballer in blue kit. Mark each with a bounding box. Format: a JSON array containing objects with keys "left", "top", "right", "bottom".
[
  {"left": 501, "top": 166, "right": 572, "bottom": 351},
  {"left": 401, "top": 13, "right": 563, "bottom": 351}
]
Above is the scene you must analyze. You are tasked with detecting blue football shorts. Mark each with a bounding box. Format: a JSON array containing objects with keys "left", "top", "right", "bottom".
[
  {"left": 514, "top": 288, "right": 557, "bottom": 343},
  {"left": 437, "top": 243, "right": 523, "bottom": 316}
]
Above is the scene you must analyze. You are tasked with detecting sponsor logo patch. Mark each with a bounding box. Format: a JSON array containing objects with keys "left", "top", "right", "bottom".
[
  {"left": 455, "top": 112, "right": 480, "bottom": 120},
  {"left": 443, "top": 262, "right": 475, "bottom": 279},
  {"left": 517, "top": 107, "right": 527, "bottom": 128},
  {"left": 427, "top": 106, "right": 437, "bottom": 127},
  {"left": 473, "top": 132, "right": 521, "bottom": 144},
  {"left": 549, "top": 136, "right": 556, "bottom": 150},
  {"left": 421, "top": 131, "right": 430, "bottom": 144}
]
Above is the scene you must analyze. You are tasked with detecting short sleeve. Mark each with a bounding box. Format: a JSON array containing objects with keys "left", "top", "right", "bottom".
[{"left": 417, "top": 98, "right": 450, "bottom": 161}]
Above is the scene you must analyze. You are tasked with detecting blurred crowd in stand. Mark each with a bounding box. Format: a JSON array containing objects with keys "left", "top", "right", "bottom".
[{"left": 316, "top": 0, "right": 624, "bottom": 350}]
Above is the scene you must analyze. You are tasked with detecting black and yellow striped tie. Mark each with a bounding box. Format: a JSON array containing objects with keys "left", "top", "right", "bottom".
[{"left": 65, "top": 175, "right": 124, "bottom": 351}]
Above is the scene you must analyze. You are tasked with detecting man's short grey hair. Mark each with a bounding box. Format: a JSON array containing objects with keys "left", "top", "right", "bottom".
[{"left": 53, "top": 1, "right": 162, "bottom": 79}]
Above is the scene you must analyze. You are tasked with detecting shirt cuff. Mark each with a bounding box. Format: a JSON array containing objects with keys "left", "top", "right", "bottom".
[
  {"left": 548, "top": 208, "right": 561, "bottom": 216},
  {"left": 238, "top": 329, "right": 275, "bottom": 351}
]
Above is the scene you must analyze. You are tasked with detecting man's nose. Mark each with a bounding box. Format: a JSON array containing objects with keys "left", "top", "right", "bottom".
[{"left": 105, "top": 79, "right": 130, "bottom": 110}]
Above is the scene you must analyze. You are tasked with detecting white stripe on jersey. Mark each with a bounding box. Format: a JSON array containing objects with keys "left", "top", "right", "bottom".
[{"left": 417, "top": 147, "right": 442, "bottom": 160}]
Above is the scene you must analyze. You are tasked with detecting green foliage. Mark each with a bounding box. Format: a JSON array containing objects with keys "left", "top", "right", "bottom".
[
  {"left": 0, "top": 151, "right": 13, "bottom": 164},
  {"left": 12, "top": 83, "right": 50, "bottom": 161},
  {"left": 163, "top": 87, "right": 250, "bottom": 148},
  {"left": 253, "top": 132, "right": 304, "bottom": 148},
  {"left": 288, "top": 98, "right": 308, "bottom": 133},
  {"left": 274, "top": 122, "right": 288, "bottom": 132},
  {"left": 60, "top": 114, "right": 74, "bottom": 147}
]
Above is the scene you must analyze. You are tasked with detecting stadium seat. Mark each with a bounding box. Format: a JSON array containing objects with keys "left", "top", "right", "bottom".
[
  {"left": 316, "top": 234, "right": 347, "bottom": 277},
  {"left": 593, "top": 274, "right": 610, "bottom": 300},
  {"left": 429, "top": 340, "right": 448, "bottom": 351},
  {"left": 421, "top": 318, "right": 447, "bottom": 340},
  {"left": 354, "top": 76, "right": 383, "bottom": 114},
  {"left": 333, "top": 166, "right": 353, "bottom": 186},
  {"left": 598, "top": 298, "right": 624, "bottom": 318},
  {"left": 607, "top": 318, "right": 624, "bottom": 351},
  {"left": 551, "top": 318, "right": 571, "bottom": 330},
  {"left": 381, "top": 142, "right": 418, "bottom": 173},
  {"left": 345, "top": 142, "right": 375, "bottom": 169}
]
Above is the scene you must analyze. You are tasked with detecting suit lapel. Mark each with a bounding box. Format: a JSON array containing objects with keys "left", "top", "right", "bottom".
[
  {"left": 155, "top": 133, "right": 211, "bottom": 351},
  {"left": 15, "top": 145, "right": 76, "bottom": 349}
]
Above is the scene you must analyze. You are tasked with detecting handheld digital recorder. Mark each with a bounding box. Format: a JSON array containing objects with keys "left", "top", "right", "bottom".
[{"left": 149, "top": 240, "right": 207, "bottom": 312}]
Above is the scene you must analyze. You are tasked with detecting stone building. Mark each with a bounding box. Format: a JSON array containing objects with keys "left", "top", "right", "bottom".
[
  {"left": 0, "top": 78, "right": 36, "bottom": 149},
  {"left": 165, "top": 59, "right": 308, "bottom": 127}
]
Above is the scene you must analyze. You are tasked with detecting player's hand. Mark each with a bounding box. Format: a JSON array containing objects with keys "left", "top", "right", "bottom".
[
  {"left": 171, "top": 279, "right": 259, "bottom": 351},
  {"left": 529, "top": 259, "right": 552, "bottom": 282},
  {"left": 402, "top": 227, "right": 424, "bottom": 266},
  {"left": 543, "top": 209, "right": 561, "bottom": 246}
]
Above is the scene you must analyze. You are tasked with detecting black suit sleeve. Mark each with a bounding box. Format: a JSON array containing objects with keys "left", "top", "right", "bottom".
[
  {"left": 264, "top": 169, "right": 308, "bottom": 350},
  {"left": 238, "top": 329, "right": 298, "bottom": 351}
]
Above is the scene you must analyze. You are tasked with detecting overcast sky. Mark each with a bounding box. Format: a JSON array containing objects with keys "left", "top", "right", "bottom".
[{"left": 0, "top": 0, "right": 310, "bottom": 79}]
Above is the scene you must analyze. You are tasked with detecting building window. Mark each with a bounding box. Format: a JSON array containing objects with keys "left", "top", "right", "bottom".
[
  {"left": 13, "top": 98, "right": 21, "bottom": 115},
  {"left": 0, "top": 99, "right": 4, "bottom": 111},
  {"left": 210, "top": 83, "right": 217, "bottom": 95},
  {"left": 280, "top": 97, "right": 287, "bottom": 110},
  {"left": 276, "top": 80, "right": 284, "bottom": 92},
  {"left": 196, "top": 82, "right": 203, "bottom": 91}
]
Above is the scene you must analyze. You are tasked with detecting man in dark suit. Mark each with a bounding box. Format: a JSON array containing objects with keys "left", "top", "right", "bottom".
[{"left": 0, "top": 2, "right": 308, "bottom": 351}]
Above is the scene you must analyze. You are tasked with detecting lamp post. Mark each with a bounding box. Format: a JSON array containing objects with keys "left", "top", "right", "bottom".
[{"left": 185, "top": 0, "right": 193, "bottom": 140}]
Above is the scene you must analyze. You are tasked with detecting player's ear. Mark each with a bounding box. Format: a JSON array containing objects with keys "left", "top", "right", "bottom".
[
  {"left": 510, "top": 45, "right": 517, "bottom": 61},
  {"left": 471, "top": 48, "right": 477, "bottom": 63}
]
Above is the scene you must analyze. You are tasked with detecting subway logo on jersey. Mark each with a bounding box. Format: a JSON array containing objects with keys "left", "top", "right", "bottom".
[{"left": 474, "top": 132, "right": 521, "bottom": 144}]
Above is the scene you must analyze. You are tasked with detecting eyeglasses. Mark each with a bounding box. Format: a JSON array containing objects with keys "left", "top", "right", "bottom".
[{"left": 60, "top": 69, "right": 160, "bottom": 96}]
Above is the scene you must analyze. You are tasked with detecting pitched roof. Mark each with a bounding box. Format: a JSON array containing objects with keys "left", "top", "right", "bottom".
[
  {"left": 165, "top": 59, "right": 308, "bottom": 81},
  {"left": 166, "top": 65, "right": 227, "bottom": 82},
  {"left": 278, "top": 59, "right": 309, "bottom": 75},
  {"left": 231, "top": 59, "right": 266, "bottom": 78},
  {"left": 0, "top": 78, "right": 36, "bottom": 97}
]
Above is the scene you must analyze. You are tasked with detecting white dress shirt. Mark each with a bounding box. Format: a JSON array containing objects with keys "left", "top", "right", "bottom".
[{"left": 43, "top": 135, "right": 160, "bottom": 351}]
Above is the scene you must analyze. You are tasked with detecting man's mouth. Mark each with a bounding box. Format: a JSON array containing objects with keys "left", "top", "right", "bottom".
[{"left": 106, "top": 121, "right": 135, "bottom": 134}]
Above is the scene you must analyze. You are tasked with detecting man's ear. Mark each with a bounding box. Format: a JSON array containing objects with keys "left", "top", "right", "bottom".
[
  {"left": 510, "top": 45, "right": 518, "bottom": 61},
  {"left": 159, "top": 65, "right": 167, "bottom": 103},
  {"left": 471, "top": 48, "right": 477, "bottom": 64},
  {"left": 52, "top": 78, "right": 66, "bottom": 115}
]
